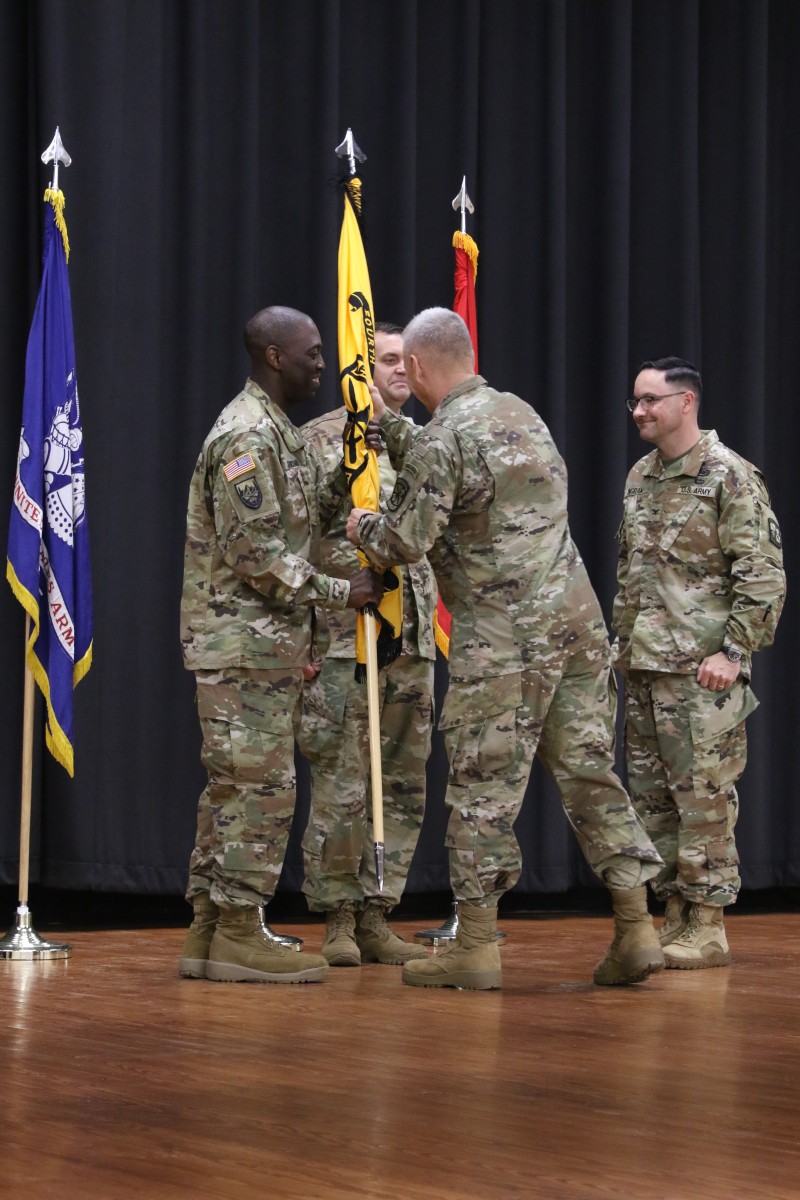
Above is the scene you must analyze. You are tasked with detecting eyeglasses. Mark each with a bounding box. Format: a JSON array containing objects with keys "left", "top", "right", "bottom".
[{"left": 625, "top": 390, "right": 686, "bottom": 413}]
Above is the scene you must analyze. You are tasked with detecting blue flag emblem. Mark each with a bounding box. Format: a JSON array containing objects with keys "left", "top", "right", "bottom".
[{"left": 6, "top": 189, "right": 93, "bottom": 776}]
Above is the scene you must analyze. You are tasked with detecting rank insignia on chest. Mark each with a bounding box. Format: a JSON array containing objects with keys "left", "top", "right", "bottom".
[
  {"left": 223, "top": 452, "right": 256, "bottom": 481},
  {"left": 235, "top": 478, "right": 263, "bottom": 510},
  {"left": 387, "top": 477, "right": 410, "bottom": 512},
  {"left": 768, "top": 518, "right": 782, "bottom": 549}
]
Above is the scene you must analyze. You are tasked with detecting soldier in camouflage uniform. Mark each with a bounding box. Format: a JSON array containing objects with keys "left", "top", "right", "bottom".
[
  {"left": 179, "top": 306, "right": 384, "bottom": 985},
  {"left": 615, "top": 357, "right": 785, "bottom": 969},
  {"left": 298, "top": 324, "right": 435, "bottom": 967},
  {"left": 346, "top": 307, "right": 665, "bottom": 991}
]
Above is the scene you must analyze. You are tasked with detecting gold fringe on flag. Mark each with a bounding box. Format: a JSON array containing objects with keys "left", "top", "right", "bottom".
[
  {"left": 433, "top": 609, "right": 450, "bottom": 658},
  {"left": 452, "top": 230, "right": 478, "bottom": 279},
  {"left": 44, "top": 188, "right": 70, "bottom": 261}
]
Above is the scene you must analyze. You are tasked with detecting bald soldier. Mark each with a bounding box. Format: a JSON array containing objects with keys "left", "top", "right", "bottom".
[
  {"left": 616, "top": 357, "right": 785, "bottom": 968},
  {"left": 346, "top": 307, "right": 664, "bottom": 991},
  {"left": 179, "top": 306, "right": 384, "bottom": 985},
  {"left": 298, "top": 323, "right": 435, "bottom": 967}
]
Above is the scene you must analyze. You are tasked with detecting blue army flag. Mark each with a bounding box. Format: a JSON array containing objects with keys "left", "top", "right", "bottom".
[{"left": 6, "top": 187, "right": 93, "bottom": 776}]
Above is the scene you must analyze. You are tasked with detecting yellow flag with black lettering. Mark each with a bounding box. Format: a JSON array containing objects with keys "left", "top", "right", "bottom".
[{"left": 337, "top": 177, "right": 402, "bottom": 678}]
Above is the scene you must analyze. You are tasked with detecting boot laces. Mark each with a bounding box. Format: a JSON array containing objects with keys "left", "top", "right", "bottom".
[
  {"left": 673, "top": 905, "right": 710, "bottom": 945},
  {"left": 328, "top": 905, "right": 355, "bottom": 937},
  {"left": 360, "top": 905, "right": 390, "bottom": 937}
]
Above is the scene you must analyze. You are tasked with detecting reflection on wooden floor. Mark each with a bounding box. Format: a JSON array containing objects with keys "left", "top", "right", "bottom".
[{"left": 2, "top": 912, "right": 799, "bottom": 1199}]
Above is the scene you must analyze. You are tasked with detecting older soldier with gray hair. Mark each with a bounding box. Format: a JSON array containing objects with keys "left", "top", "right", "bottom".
[
  {"left": 616, "top": 357, "right": 785, "bottom": 968},
  {"left": 346, "top": 306, "right": 664, "bottom": 990},
  {"left": 179, "top": 305, "right": 383, "bottom": 985}
]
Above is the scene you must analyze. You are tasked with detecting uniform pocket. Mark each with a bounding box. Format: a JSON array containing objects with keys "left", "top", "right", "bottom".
[
  {"left": 440, "top": 673, "right": 523, "bottom": 782},
  {"left": 301, "top": 666, "right": 350, "bottom": 727},
  {"left": 687, "top": 679, "right": 759, "bottom": 745},
  {"left": 706, "top": 838, "right": 740, "bottom": 869},
  {"left": 297, "top": 660, "right": 365, "bottom": 768},
  {"left": 197, "top": 681, "right": 293, "bottom": 782},
  {"left": 658, "top": 494, "right": 718, "bottom": 562},
  {"left": 438, "top": 672, "right": 523, "bottom": 729}
]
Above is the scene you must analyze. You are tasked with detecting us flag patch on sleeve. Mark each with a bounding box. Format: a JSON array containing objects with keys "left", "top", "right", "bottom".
[{"left": 223, "top": 452, "right": 256, "bottom": 481}]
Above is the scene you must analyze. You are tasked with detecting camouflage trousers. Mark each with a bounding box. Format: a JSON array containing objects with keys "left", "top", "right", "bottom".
[
  {"left": 624, "top": 670, "right": 758, "bottom": 906},
  {"left": 440, "top": 638, "right": 662, "bottom": 905},
  {"left": 297, "top": 654, "right": 434, "bottom": 910},
  {"left": 186, "top": 666, "right": 304, "bottom": 909}
]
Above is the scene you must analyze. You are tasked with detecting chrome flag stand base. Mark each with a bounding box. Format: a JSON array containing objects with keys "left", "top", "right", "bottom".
[
  {"left": 415, "top": 900, "right": 460, "bottom": 946},
  {"left": 414, "top": 900, "right": 507, "bottom": 947},
  {"left": 260, "top": 910, "right": 303, "bottom": 952},
  {"left": 0, "top": 905, "right": 71, "bottom": 960}
]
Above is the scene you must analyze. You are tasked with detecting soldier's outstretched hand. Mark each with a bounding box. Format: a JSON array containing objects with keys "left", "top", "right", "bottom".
[{"left": 346, "top": 566, "right": 386, "bottom": 609}]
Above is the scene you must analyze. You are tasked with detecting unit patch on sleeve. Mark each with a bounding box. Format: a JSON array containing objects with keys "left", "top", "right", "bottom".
[
  {"left": 768, "top": 517, "right": 782, "bottom": 549},
  {"left": 235, "top": 478, "right": 263, "bottom": 510},
  {"left": 387, "top": 477, "right": 410, "bottom": 512},
  {"left": 223, "top": 452, "right": 256, "bottom": 482}
]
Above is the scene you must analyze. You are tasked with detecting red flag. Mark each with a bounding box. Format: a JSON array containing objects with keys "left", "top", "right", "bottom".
[
  {"left": 453, "top": 230, "right": 479, "bottom": 370},
  {"left": 432, "top": 230, "right": 480, "bottom": 659},
  {"left": 433, "top": 595, "right": 451, "bottom": 657}
]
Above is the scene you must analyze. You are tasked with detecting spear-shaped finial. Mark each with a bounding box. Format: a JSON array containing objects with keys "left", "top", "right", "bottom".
[
  {"left": 452, "top": 175, "right": 474, "bottom": 233},
  {"left": 335, "top": 127, "right": 366, "bottom": 177},
  {"left": 41, "top": 127, "right": 72, "bottom": 191}
]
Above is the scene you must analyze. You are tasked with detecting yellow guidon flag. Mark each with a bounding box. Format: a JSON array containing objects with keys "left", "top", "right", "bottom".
[{"left": 337, "top": 176, "right": 403, "bottom": 679}]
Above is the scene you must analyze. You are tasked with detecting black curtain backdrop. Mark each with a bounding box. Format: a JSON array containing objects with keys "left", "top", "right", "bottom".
[{"left": 0, "top": 0, "right": 797, "bottom": 899}]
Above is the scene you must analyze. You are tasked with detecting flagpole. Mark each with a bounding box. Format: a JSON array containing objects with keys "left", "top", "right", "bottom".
[
  {"left": 363, "top": 607, "right": 385, "bottom": 889},
  {"left": 0, "top": 626, "right": 70, "bottom": 961},
  {"left": 0, "top": 131, "right": 73, "bottom": 961},
  {"left": 16, "top": 615, "right": 35, "bottom": 908},
  {"left": 415, "top": 179, "right": 505, "bottom": 948},
  {"left": 453, "top": 174, "right": 473, "bottom": 234},
  {"left": 335, "top": 127, "right": 385, "bottom": 891}
]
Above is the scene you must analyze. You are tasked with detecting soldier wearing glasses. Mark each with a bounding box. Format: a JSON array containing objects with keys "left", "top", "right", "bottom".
[{"left": 614, "top": 357, "right": 785, "bottom": 970}]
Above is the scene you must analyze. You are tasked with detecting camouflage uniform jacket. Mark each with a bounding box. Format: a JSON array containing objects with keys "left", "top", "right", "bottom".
[
  {"left": 181, "top": 379, "right": 350, "bottom": 670},
  {"left": 302, "top": 406, "right": 436, "bottom": 661},
  {"left": 356, "top": 375, "right": 606, "bottom": 685},
  {"left": 613, "top": 429, "right": 785, "bottom": 676}
]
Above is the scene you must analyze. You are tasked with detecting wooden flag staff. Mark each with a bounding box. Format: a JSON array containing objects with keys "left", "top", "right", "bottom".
[{"left": 0, "top": 603, "right": 71, "bottom": 962}]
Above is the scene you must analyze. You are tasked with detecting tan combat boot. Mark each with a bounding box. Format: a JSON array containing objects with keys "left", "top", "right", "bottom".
[
  {"left": 663, "top": 903, "right": 731, "bottom": 970},
  {"left": 659, "top": 894, "right": 690, "bottom": 947},
  {"left": 355, "top": 902, "right": 427, "bottom": 965},
  {"left": 402, "top": 901, "right": 502, "bottom": 990},
  {"left": 593, "top": 887, "right": 665, "bottom": 986},
  {"left": 179, "top": 892, "right": 219, "bottom": 979},
  {"left": 206, "top": 906, "right": 328, "bottom": 983},
  {"left": 321, "top": 901, "right": 361, "bottom": 967}
]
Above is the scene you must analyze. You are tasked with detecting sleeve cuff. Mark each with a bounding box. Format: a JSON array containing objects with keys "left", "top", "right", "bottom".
[{"left": 325, "top": 576, "right": 351, "bottom": 609}]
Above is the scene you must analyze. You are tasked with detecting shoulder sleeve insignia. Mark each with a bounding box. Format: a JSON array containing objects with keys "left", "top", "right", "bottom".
[
  {"left": 223, "top": 452, "right": 256, "bottom": 481},
  {"left": 768, "top": 517, "right": 782, "bottom": 549},
  {"left": 387, "top": 476, "right": 410, "bottom": 513},
  {"left": 235, "top": 478, "right": 263, "bottom": 510}
]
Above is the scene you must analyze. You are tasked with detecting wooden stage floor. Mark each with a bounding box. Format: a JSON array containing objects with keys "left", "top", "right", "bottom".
[{"left": 2, "top": 911, "right": 799, "bottom": 1200}]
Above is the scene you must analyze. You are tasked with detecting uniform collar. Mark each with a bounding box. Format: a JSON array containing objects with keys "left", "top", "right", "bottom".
[
  {"left": 245, "top": 377, "right": 306, "bottom": 452},
  {"left": 645, "top": 429, "right": 719, "bottom": 480},
  {"left": 438, "top": 374, "right": 486, "bottom": 413}
]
